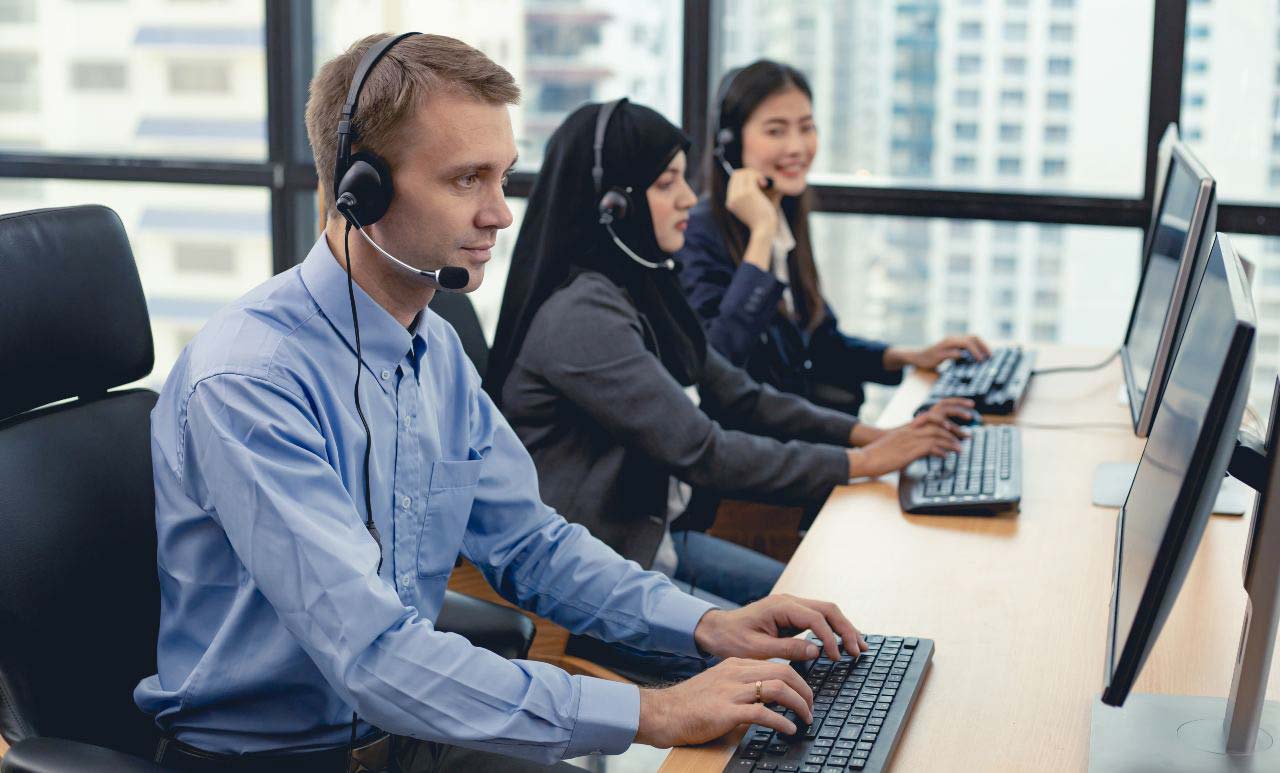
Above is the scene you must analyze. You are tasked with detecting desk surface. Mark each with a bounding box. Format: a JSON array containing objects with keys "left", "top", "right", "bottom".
[{"left": 661, "top": 345, "right": 1280, "bottom": 772}]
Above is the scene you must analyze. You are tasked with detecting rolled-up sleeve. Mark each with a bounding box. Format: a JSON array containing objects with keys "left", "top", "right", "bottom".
[{"left": 179, "top": 372, "right": 694, "bottom": 762}]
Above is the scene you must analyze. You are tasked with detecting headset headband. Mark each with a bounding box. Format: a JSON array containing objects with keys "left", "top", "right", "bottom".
[
  {"left": 592, "top": 98, "right": 623, "bottom": 194},
  {"left": 333, "top": 31, "right": 421, "bottom": 200}
]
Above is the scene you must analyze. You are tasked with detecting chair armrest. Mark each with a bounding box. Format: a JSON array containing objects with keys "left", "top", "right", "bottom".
[
  {"left": 436, "top": 590, "right": 536, "bottom": 660},
  {"left": 2, "top": 737, "right": 171, "bottom": 773}
]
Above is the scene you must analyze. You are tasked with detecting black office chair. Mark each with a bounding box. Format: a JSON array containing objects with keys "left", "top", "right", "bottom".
[
  {"left": 0, "top": 206, "right": 532, "bottom": 773},
  {"left": 428, "top": 290, "right": 489, "bottom": 378}
]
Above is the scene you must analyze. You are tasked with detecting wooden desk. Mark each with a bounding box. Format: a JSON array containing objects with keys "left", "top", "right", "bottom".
[{"left": 662, "top": 345, "right": 1280, "bottom": 772}]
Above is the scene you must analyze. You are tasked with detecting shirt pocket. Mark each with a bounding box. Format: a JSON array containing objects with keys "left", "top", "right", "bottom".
[{"left": 416, "top": 448, "right": 484, "bottom": 578}]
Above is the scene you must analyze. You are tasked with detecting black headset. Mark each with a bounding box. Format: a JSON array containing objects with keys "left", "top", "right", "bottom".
[
  {"left": 591, "top": 99, "right": 674, "bottom": 271},
  {"left": 593, "top": 98, "right": 632, "bottom": 226},
  {"left": 333, "top": 31, "right": 420, "bottom": 227},
  {"left": 711, "top": 66, "right": 774, "bottom": 189}
]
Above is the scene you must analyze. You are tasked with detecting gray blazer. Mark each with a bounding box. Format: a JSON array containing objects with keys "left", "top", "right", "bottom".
[{"left": 501, "top": 270, "right": 856, "bottom": 567}]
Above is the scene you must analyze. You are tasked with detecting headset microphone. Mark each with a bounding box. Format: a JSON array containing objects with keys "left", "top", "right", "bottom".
[
  {"left": 336, "top": 195, "right": 471, "bottom": 290},
  {"left": 714, "top": 127, "right": 774, "bottom": 190}
]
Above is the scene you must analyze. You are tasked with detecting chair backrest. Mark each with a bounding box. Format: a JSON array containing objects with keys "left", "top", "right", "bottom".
[
  {"left": 0, "top": 205, "right": 161, "bottom": 759},
  {"left": 429, "top": 291, "right": 489, "bottom": 378}
]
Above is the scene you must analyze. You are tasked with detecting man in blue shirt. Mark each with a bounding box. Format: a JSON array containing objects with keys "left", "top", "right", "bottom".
[{"left": 137, "top": 32, "right": 866, "bottom": 771}]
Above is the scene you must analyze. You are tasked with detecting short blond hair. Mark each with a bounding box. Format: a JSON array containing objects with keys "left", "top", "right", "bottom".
[{"left": 305, "top": 33, "right": 520, "bottom": 219}]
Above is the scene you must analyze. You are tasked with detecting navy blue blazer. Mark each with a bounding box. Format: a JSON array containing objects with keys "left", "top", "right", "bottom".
[{"left": 676, "top": 197, "right": 903, "bottom": 415}]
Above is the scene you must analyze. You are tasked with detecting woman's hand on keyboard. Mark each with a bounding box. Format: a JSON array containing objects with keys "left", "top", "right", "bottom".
[
  {"left": 886, "top": 334, "right": 992, "bottom": 370},
  {"left": 847, "top": 413, "right": 964, "bottom": 478}
]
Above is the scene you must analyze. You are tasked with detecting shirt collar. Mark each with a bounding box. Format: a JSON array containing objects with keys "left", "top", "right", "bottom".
[{"left": 299, "top": 235, "right": 428, "bottom": 392}]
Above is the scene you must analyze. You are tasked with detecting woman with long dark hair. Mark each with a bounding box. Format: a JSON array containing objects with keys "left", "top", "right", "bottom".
[
  {"left": 484, "top": 99, "right": 967, "bottom": 627},
  {"left": 679, "top": 60, "right": 991, "bottom": 418}
]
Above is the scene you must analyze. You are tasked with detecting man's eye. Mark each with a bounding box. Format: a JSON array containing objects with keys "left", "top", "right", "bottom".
[
  {"left": 500, "top": 174, "right": 511, "bottom": 188},
  {"left": 457, "top": 174, "right": 479, "bottom": 188}
]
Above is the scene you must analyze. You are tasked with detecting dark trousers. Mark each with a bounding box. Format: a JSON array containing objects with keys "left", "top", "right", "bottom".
[{"left": 394, "top": 738, "right": 581, "bottom": 772}]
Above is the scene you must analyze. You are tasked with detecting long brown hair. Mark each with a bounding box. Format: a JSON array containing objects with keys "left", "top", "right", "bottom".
[{"left": 703, "top": 60, "right": 825, "bottom": 332}]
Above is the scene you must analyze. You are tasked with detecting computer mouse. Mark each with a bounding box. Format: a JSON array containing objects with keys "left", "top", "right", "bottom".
[{"left": 957, "top": 410, "right": 983, "bottom": 427}]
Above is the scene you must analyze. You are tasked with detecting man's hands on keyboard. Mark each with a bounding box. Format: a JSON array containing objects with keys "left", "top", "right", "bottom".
[
  {"left": 694, "top": 594, "right": 869, "bottom": 663},
  {"left": 634, "top": 657, "right": 814, "bottom": 748}
]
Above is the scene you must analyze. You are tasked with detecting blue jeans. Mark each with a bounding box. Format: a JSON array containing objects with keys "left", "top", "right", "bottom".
[
  {"left": 566, "top": 532, "right": 784, "bottom": 684},
  {"left": 668, "top": 530, "right": 785, "bottom": 607}
]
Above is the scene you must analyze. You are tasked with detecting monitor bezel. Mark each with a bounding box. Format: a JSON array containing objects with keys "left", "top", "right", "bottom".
[
  {"left": 1103, "top": 234, "right": 1256, "bottom": 707},
  {"left": 1120, "top": 142, "right": 1217, "bottom": 438}
]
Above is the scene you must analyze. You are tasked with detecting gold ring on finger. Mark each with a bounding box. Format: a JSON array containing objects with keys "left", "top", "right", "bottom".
[{"left": 755, "top": 680, "right": 763, "bottom": 703}]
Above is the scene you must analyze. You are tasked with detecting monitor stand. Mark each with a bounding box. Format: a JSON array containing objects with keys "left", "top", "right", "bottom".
[
  {"left": 1091, "top": 462, "right": 1251, "bottom": 515},
  {"left": 1090, "top": 434, "right": 1280, "bottom": 771}
]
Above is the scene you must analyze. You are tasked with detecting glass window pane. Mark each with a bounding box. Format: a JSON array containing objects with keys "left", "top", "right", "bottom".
[
  {"left": 0, "top": 0, "right": 266, "bottom": 160},
  {"left": 809, "top": 213, "right": 1139, "bottom": 418},
  {"left": 715, "top": 0, "right": 1152, "bottom": 196},
  {"left": 0, "top": 180, "right": 272, "bottom": 386},
  {"left": 311, "top": 1, "right": 683, "bottom": 171},
  {"left": 1179, "top": 1, "right": 1280, "bottom": 204}
]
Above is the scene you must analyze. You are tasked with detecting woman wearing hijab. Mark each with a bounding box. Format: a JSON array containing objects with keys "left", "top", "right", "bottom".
[
  {"left": 485, "top": 98, "right": 967, "bottom": 623},
  {"left": 678, "top": 60, "right": 991, "bottom": 417}
]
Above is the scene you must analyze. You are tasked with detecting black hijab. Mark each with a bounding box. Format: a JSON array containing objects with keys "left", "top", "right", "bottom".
[{"left": 484, "top": 99, "right": 707, "bottom": 402}]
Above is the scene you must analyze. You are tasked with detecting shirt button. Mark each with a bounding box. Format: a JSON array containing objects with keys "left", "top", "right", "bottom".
[
  {"left": 399, "top": 574, "right": 413, "bottom": 589},
  {"left": 401, "top": 495, "right": 412, "bottom": 509},
  {"left": 402, "top": 415, "right": 411, "bottom": 428},
  {"left": 803, "top": 359, "right": 813, "bottom": 371},
  {"left": 381, "top": 369, "right": 391, "bottom": 380}
]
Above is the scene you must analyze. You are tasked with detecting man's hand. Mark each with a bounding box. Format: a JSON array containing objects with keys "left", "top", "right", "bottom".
[
  {"left": 693, "top": 594, "right": 868, "bottom": 662},
  {"left": 634, "top": 657, "right": 813, "bottom": 748},
  {"left": 885, "top": 335, "right": 992, "bottom": 371},
  {"left": 847, "top": 412, "right": 964, "bottom": 478}
]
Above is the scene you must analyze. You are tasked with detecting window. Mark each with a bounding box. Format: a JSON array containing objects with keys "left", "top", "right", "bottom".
[
  {"left": 953, "top": 155, "right": 977, "bottom": 173},
  {"left": 993, "top": 256, "right": 1018, "bottom": 275},
  {"left": 1049, "top": 23, "right": 1074, "bottom": 42},
  {"left": 1042, "top": 159, "right": 1067, "bottom": 176},
  {"left": 954, "top": 122, "right": 979, "bottom": 140},
  {"left": 947, "top": 286, "right": 973, "bottom": 305},
  {"left": 1045, "top": 124, "right": 1069, "bottom": 143},
  {"left": 167, "top": 60, "right": 232, "bottom": 95},
  {"left": 716, "top": 0, "right": 1152, "bottom": 196},
  {"left": 994, "top": 223, "right": 1020, "bottom": 242},
  {"left": 1034, "top": 289, "right": 1060, "bottom": 305},
  {"left": 1050, "top": 0, "right": 1075, "bottom": 7},
  {"left": 71, "top": 60, "right": 127, "bottom": 91},
  {"left": 0, "top": 52, "right": 37, "bottom": 112},
  {"left": 992, "top": 287, "right": 1017, "bottom": 306},
  {"left": 1047, "top": 91, "right": 1071, "bottom": 110},
  {"left": 1032, "top": 322, "right": 1058, "bottom": 341},
  {"left": 959, "top": 21, "right": 983, "bottom": 40},
  {"left": 0, "top": 2, "right": 266, "bottom": 159},
  {"left": 1000, "top": 123, "right": 1023, "bottom": 142},
  {"left": 957, "top": 54, "right": 982, "bottom": 74},
  {"left": 173, "top": 242, "right": 236, "bottom": 275},
  {"left": 1047, "top": 57, "right": 1072, "bottom": 76},
  {"left": 1037, "top": 255, "right": 1063, "bottom": 275},
  {"left": 0, "top": 0, "right": 35, "bottom": 23},
  {"left": 1181, "top": 10, "right": 1280, "bottom": 203},
  {"left": 316, "top": 0, "right": 683, "bottom": 170},
  {"left": 949, "top": 254, "right": 973, "bottom": 272}
]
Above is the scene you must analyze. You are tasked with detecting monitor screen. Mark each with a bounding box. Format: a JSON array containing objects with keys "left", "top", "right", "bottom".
[
  {"left": 1104, "top": 234, "right": 1255, "bottom": 706},
  {"left": 1121, "top": 146, "right": 1215, "bottom": 437}
]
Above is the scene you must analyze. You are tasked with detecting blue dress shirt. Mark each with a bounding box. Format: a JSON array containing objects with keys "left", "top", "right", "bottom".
[{"left": 134, "top": 236, "right": 716, "bottom": 763}]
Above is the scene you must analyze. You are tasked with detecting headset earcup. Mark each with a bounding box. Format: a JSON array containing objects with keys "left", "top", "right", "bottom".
[
  {"left": 598, "top": 188, "right": 631, "bottom": 225},
  {"left": 337, "top": 151, "right": 395, "bottom": 226}
]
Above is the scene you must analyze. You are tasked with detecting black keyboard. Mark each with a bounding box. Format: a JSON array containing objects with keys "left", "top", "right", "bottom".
[
  {"left": 927, "top": 346, "right": 1035, "bottom": 415},
  {"left": 724, "top": 634, "right": 934, "bottom": 773},
  {"left": 898, "top": 425, "right": 1021, "bottom": 515}
]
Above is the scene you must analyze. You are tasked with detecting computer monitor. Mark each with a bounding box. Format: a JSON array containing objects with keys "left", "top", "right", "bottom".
[
  {"left": 1120, "top": 142, "right": 1216, "bottom": 438},
  {"left": 1141, "top": 123, "right": 1180, "bottom": 261},
  {"left": 1103, "top": 233, "right": 1255, "bottom": 708}
]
